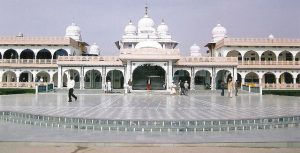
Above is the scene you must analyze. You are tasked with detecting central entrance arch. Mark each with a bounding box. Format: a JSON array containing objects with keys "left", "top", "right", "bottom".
[{"left": 132, "top": 64, "right": 166, "bottom": 90}]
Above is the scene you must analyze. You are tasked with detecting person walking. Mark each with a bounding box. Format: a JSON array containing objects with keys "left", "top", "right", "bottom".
[
  {"left": 180, "top": 80, "right": 185, "bottom": 95},
  {"left": 107, "top": 80, "right": 112, "bottom": 93},
  {"left": 235, "top": 80, "right": 239, "bottom": 96},
  {"left": 184, "top": 80, "right": 189, "bottom": 96},
  {"left": 170, "top": 82, "right": 177, "bottom": 95},
  {"left": 127, "top": 79, "right": 132, "bottom": 93},
  {"left": 227, "top": 78, "right": 234, "bottom": 98},
  {"left": 220, "top": 81, "right": 225, "bottom": 96},
  {"left": 67, "top": 77, "right": 77, "bottom": 102}
]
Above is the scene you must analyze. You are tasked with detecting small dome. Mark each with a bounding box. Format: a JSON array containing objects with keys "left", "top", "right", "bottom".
[
  {"left": 268, "top": 34, "right": 274, "bottom": 39},
  {"left": 135, "top": 40, "right": 162, "bottom": 49},
  {"left": 88, "top": 43, "right": 100, "bottom": 55},
  {"left": 190, "top": 44, "right": 202, "bottom": 56},
  {"left": 157, "top": 20, "right": 169, "bottom": 35},
  {"left": 65, "top": 23, "right": 82, "bottom": 41},
  {"left": 212, "top": 24, "right": 227, "bottom": 42},
  {"left": 124, "top": 20, "right": 137, "bottom": 35}
]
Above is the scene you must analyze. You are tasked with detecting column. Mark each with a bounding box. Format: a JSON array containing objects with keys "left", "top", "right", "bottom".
[
  {"left": 50, "top": 74, "right": 53, "bottom": 83},
  {"left": 233, "top": 67, "right": 237, "bottom": 83},
  {"left": 57, "top": 66, "right": 62, "bottom": 88},
  {"left": 190, "top": 67, "right": 195, "bottom": 90},
  {"left": 241, "top": 77, "right": 245, "bottom": 85},
  {"left": 293, "top": 77, "right": 297, "bottom": 88},
  {"left": 211, "top": 67, "right": 215, "bottom": 90},
  {"left": 80, "top": 67, "right": 84, "bottom": 89},
  {"left": 167, "top": 60, "right": 173, "bottom": 91},
  {"left": 102, "top": 67, "right": 106, "bottom": 90}
]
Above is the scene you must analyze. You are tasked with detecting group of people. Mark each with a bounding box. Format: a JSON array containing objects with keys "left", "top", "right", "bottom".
[
  {"left": 170, "top": 80, "right": 189, "bottom": 95},
  {"left": 220, "top": 78, "right": 239, "bottom": 98}
]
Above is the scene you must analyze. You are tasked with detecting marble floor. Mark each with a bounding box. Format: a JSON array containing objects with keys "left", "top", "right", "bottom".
[{"left": 0, "top": 91, "right": 299, "bottom": 120}]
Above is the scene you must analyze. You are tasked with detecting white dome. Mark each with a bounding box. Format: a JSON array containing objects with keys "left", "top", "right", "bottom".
[
  {"left": 212, "top": 24, "right": 227, "bottom": 42},
  {"left": 268, "top": 34, "right": 274, "bottom": 39},
  {"left": 138, "top": 15, "right": 156, "bottom": 34},
  {"left": 124, "top": 20, "right": 137, "bottom": 35},
  {"left": 135, "top": 40, "right": 162, "bottom": 49},
  {"left": 65, "top": 23, "right": 82, "bottom": 41},
  {"left": 190, "top": 44, "right": 202, "bottom": 56},
  {"left": 157, "top": 20, "right": 169, "bottom": 35},
  {"left": 88, "top": 43, "right": 100, "bottom": 55}
]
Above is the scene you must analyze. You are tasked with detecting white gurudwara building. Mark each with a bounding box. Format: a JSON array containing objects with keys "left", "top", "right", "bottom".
[{"left": 0, "top": 6, "right": 299, "bottom": 92}]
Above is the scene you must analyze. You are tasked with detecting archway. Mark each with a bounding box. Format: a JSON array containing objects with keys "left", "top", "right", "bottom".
[
  {"left": 278, "top": 51, "right": 293, "bottom": 61},
  {"left": 3, "top": 49, "right": 18, "bottom": 59},
  {"left": 2, "top": 71, "right": 17, "bottom": 82},
  {"left": 261, "top": 50, "right": 276, "bottom": 61},
  {"left": 106, "top": 70, "right": 124, "bottom": 89},
  {"left": 279, "top": 72, "right": 293, "bottom": 84},
  {"left": 297, "top": 74, "right": 300, "bottom": 83},
  {"left": 263, "top": 72, "right": 276, "bottom": 84},
  {"left": 226, "top": 50, "right": 242, "bottom": 61},
  {"left": 53, "top": 49, "right": 68, "bottom": 59},
  {"left": 244, "top": 50, "right": 259, "bottom": 61},
  {"left": 216, "top": 70, "right": 231, "bottom": 89},
  {"left": 132, "top": 64, "right": 165, "bottom": 90},
  {"left": 20, "top": 49, "right": 35, "bottom": 59},
  {"left": 0, "top": 52, "right": 2, "bottom": 59},
  {"left": 63, "top": 69, "right": 80, "bottom": 88},
  {"left": 245, "top": 72, "right": 259, "bottom": 84},
  {"left": 19, "top": 71, "right": 34, "bottom": 82},
  {"left": 36, "top": 71, "right": 50, "bottom": 82},
  {"left": 36, "top": 49, "right": 52, "bottom": 59},
  {"left": 295, "top": 52, "right": 300, "bottom": 61},
  {"left": 194, "top": 70, "right": 211, "bottom": 90},
  {"left": 53, "top": 72, "right": 67, "bottom": 87},
  {"left": 85, "top": 70, "right": 102, "bottom": 89},
  {"left": 174, "top": 70, "right": 190, "bottom": 88}
]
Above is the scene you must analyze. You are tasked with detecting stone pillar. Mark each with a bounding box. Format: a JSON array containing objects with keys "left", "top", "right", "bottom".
[
  {"left": 211, "top": 68, "right": 215, "bottom": 90},
  {"left": 80, "top": 67, "right": 84, "bottom": 89},
  {"left": 241, "top": 77, "right": 245, "bottom": 85},
  {"left": 57, "top": 66, "right": 62, "bottom": 88},
  {"left": 276, "top": 77, "right": 279, "bottom": 84},
  {"left": 102, "top": 67, "right": 106, "bottom": 90},
  {"left": 167, "top": 60, "right": 173, "bottom": 91},
  {"left": 50, "top": 74, "right": 53, "bottom": 83}
]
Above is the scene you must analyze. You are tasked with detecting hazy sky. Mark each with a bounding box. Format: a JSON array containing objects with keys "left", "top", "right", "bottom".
[{"left": 0, "top": 0, "right": 299, "bottom": 55}]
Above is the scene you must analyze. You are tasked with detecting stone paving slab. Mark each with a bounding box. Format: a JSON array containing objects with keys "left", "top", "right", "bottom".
[{"left": 0, "top": 92, "right": 299, "bottom": 120}]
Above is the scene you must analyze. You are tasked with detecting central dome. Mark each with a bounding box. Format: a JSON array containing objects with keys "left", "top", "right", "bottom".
[
  {"left": 135, "top": 40, "right": 162, "bottom": 49},
  {"left": 137, "top": 5, "right": 156, "bottom": 34}
]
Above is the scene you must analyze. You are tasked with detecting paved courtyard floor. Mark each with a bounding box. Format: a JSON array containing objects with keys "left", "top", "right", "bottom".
[{"left": 0, "top": 91, "right": 299, "bottom": 120}]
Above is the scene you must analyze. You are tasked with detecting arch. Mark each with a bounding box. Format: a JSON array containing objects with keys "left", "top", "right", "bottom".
[
  {"left": 278, "top": 50, "right": 293, "bottom": 61},
  {"left": 174, "top": 70, "right": 190, "bottom": 87},
  {"left": 84, "top": 70, "right": 102, "bottom": 89},
  {"left": 132, "top": 64, "right": 165, "bottom": 90},
  {"left": 106, "top": 70, "right": 124, "bottom": 89},
  {"left": 53, "top": 72, "right": 67, "bottom": 87},
  {"left": 226, "top": 50, "right": 242, "bottom": 61},
  {"left": 0, "top": 52, "right": 2, "bottom": 59},
  {"left": 36, "top": 49, "right": 52, "bottom": 59},
  {"left": 36, "top": 71, "right": 50, "bottom": 82},
  {"left": 279, "top": 72, "right": 293, "bottom": 84},
  {"left": 194, "top": 70, "right": 211, "bottom": 90},
  {"left": 295, "top": 52, "right": 300, "bottom": 61},
  {"left": 53, "top": 49, "right": 68, "bottom": 59},
  {"left": 2, "top": 71, "right": 17, "bottom": 82},
  {"left": 261, "top": 50, "right": 276, "bottom": 61},
  {"left": 244, "top": 50, "right": 259, "bottom": 61},
  {"left": 3, "top": 49, "right": 18, "bottom": 59},
  {"left": 19, "top": 71, "right": 34, "bottom": 82},
  {"left": 20, "top": 49, "right": 35, "bottom": 59},
  {"left": 216, "top": 70, "right": 231, "bottom": 89},
  {"left": 245, "top": 72, "right": 259, "bottom": 84},
  {"left": 63, "top": 69, "right": 80, "bottom": 88},
  {"left": 297, "top": 74, "right": 300, "bottom": 83},
  {"left": 263, "top": 72, "right": 276, "bottom": 84}
]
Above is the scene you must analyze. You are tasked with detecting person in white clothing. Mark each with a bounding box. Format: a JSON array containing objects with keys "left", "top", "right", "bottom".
[
  {"left": 67, "top": 77, "right": 77, "bottom": 102},
  {"left": 107, "top": 80, "right": 112, "bottom": 93}
]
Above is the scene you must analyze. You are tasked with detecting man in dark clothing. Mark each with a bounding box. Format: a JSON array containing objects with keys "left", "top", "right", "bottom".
[
  {"left": 221, "top": 81, "right": 225, "bottom": 96},
  {"left": 235, "top": 80, "right": 239, "bottom": 96},
  {"left": 180, "top": 80, "right": 185, "bottom": 95}
]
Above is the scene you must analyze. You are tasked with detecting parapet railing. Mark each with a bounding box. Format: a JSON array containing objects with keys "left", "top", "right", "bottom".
[
  {"left": 262, "top": 83, "right": 300, "bottom": 89},
  {"left": 177, "top": 57, "right": 238, "bottom": 66},
  {"left": 0, "top": 82, "right": 36, "bottom": 88},
  {"left": 57, "top": 56, "right": 123, "bottom": 65},
  {"left": 0, "top": 59, "right": 57, "bottom": 64},
  {"left": 238, "top": 60, "right": 300, "bottom": 65}
]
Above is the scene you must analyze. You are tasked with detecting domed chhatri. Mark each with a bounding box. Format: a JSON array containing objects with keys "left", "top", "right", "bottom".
[
  {"left": 157, "top": 19, "right": 169, "bottom": 35},
  {"left": 138, "top": 5, "right": 156, "bottom": 34},
  {"left": 88, "top": 43, "right": 100, "bottom": 55},
  {"left": 268, "top": 34, "right": 274, "bottom": 39},
  {"left": 124, "top": 20, "right": 137, "bottom": 35},
  {"left": 211, "top": 24, "right": 227, "bottom": 42},
  {"left": 190, "top": 44, "right": 202, "bottom": 56},
  {"left": 65, "top": 23, "right": 82, "bottom": 41}
]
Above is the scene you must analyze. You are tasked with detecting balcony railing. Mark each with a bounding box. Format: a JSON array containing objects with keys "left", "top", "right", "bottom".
[
  {"left": 238, "top": 60, "right": 300, "bottom": 65},
  {"left": 0, "top": 59, "right": 57, "bottom": 64},
  {"left": 262, "top": 83, "right": 300, "bottom": 89},
  {"left": 57, "top": 56, "right": 123, "bottom": 66},
  {"left": 177, "top": 57, "right": 238, "bottom": 66}
]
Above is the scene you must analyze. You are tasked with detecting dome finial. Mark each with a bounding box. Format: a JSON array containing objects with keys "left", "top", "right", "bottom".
[{"left": 145, "top": 2, "right": 148, "bottom": 15}]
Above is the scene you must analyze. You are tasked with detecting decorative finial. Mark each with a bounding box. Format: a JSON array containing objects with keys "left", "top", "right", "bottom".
[
  {"left": 162, "top": 19, "right": 165, "bottom": 23},
  {"left": 145, "top": 2, "right": 148, "bottom": 15}
]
